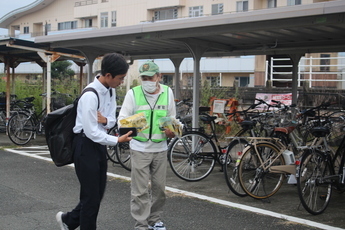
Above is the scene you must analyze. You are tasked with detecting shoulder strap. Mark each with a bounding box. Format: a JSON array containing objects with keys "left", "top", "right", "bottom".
[{"left": 81, "top": 87, "right": 100, "bottom": 109}]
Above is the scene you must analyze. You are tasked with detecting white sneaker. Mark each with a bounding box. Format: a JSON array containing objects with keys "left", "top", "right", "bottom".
[
  {"left": 148, "top": 221, "right": 166, "bottom": 230},
  {"left": 56, "top": 211, "right": 69, "bottom": 230}
]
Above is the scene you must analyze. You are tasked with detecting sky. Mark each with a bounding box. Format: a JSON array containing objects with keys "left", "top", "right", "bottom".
[{"left": 0, "top": 0, "right": 36, "bottom": 35}]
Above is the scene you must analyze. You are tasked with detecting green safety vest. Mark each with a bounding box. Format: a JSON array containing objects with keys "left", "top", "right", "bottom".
[{"left": 132, "top": 85, "right": 169, "bottom": 142}]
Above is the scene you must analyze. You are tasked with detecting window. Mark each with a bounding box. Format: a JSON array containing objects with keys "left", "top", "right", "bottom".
[
  {"left": 58, "top": 21, "right": 78, "bottom": 30},
  {"left": 236, "top": 1, "right": 248, "bottom": 12},
  {"left": 161, "top": 75, "right": 173, "bottom": 86},
  {"left": 206, "top": 76, "right": 220, "bottom": 87},
  {"left": 212, "top": 4, "right": 224, "bottom": 15},
  {"left": 46, "top": 24, "right": 51, "bottom": 32},
  {"left": 287, "top": 0, "right": 301, "bottom": 6},
  {"left": 235, "top": 76, "right": 249, "bottom": 87},
  {"left": 23, "top": 26, "right": 29, "bottom": 34},
  {"left": 84, "top": 18, "right": 92, "bottom": 28},
  {"left": 154, "top": 8, "right": 178, "bottom": 21},
  {"left": 100, "top": 12, "right": 108, "bottom": 28},
  {"left": 320, "top": 54, "right": 330, "bottom": 72},
  {"left": 44, "top": 23, "right": 51, "bottom": 35},
  {"left": 189, "top": 6, "right": 203, "bottom": 17},
  {"left": 187, "top": 76, "right": 193, "bottom": 87},
  {"left": 111, "top": 11, "right": 116, "bottom": 27},
  {"left": 268, "top": 0, "right": 277, "bottom": 8}
]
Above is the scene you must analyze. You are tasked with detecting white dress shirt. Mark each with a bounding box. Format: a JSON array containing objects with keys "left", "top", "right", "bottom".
[{"left": 73, "top": 76, "right": 118, "bottom": 146}]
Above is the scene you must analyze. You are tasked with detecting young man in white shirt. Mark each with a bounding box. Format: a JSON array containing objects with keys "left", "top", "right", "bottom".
[{"left": 56, "top": 53, "right": 133, "bottom": 230}]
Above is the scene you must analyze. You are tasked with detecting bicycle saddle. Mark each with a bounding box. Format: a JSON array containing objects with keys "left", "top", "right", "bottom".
[
  {"left": 200, "top": 115, "right": 217, "bottom": 122},
  {"left": 240, "top": 120, "right": 255, "bottom": 129},
  {"left": 24, "top": 97, "right": 35, "bottom": 102},
  {"left": 274, "top": 126, "right": 295, "bottom": 134}
]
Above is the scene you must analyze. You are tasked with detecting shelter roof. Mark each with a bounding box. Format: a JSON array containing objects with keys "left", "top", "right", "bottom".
[
  {"left": 0, "top": 37, "right": 86, "bottom": 65},
  {"left": 35, "top": 1, "right": 345, "bottom": 60}
]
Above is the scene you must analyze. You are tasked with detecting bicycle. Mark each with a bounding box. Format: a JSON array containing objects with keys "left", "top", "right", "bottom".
[
  {"left": 296, "top": 107, "right": 345, "bottom": 215},
  {"left": 223, "top": 99, "right": 297, "bottom": 197},
  {"left": 236, "top": 102, "right": 342, "bottom": 200},
  {"left": 223, "top": 102, "right": 271, "bottom": 197},
  {"left": 235, "top": 136, "right": 292, "bottom": 199},
  {"left": 0, "top": 93, "right": 23, "bottom": 132},
  {"left": 6, "top": 92, "right": 68, "bottom": 145},
  {"left": 296, "top": 136, "right": 345, "bottom": 215},
  {"left": 167, "top": 107, "right": 234, "bottom": 182}
]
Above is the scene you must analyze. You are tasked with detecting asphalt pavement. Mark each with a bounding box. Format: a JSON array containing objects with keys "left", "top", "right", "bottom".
[{"left": 0, "top": 132, "right": 344, "bottom": 230}]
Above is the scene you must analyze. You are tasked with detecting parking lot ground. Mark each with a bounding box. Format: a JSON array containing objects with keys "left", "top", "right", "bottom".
[{"left": 1, "top": 132, "right": 344, "bottom": 229}]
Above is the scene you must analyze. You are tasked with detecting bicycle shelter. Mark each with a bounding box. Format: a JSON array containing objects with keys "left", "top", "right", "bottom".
[
  {"left": 1, "top": 1, "right": 345, "bottom": 131},
  {"left": 0, "top": 38, "right": 87, "bottom": 122}
]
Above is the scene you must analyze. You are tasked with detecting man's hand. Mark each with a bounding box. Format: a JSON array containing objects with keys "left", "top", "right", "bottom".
[
  {"left": 118, "top": 131, "right": 133, "bottom": 143},
  {"left": 97, "top": 111, "right": 107, "bottom": 125}
]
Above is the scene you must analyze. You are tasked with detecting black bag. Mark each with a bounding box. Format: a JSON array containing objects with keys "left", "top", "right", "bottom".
[{"left": 45, "top": 88, "right": 99, "bottom": 167}]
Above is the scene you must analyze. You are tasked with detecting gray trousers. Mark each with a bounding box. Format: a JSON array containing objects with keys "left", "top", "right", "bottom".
[{"left": 130, "top": 149, "right": 167, "bottom": 230}]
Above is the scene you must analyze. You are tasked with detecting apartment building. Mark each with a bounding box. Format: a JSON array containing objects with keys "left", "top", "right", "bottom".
[{"left": 0, "top": 0, "right": 343, "bottom": 89}]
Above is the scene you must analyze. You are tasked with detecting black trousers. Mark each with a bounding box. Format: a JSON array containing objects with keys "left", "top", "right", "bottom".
[{"left": 63, "top": 133, "right": 108, "bottom": 230}]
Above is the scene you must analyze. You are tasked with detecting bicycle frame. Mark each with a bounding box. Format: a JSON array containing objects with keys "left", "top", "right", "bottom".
[
  {"left": 243, "top": 137, "right": 296, "bottom": 174},
  {"left": 200, "top": 114, "right": 228, "bottom": 161}
]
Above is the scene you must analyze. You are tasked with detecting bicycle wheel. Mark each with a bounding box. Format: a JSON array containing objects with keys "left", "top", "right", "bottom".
[
  {"left": 223, "top": 138, "right": 248, "bottom": 197},
  {"left": 0, "top": 111, "right": 6, "bottom": 132},
  {"left": 296, "top": 149, "right": 332, "bottom": 215},
  {"left": 238, "top": 142, "right": 285, "bottom": 199},
  {"left": 115, "top": 141, "right": 131, "bottom": 171},
  {"left": 168, "top": 131, "right": 216, "bottom": 182},
  {"left": 328, "top": 110, "right": 345, "bottom": 154},
  {"left": 7, "top": 112, "right": 34, "bottom": 145},
  {"left": 106, "top": 126, "right": 120, "bottom": 164}
]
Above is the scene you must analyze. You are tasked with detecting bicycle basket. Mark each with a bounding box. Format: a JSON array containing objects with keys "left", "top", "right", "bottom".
[
  {"left": 52, "top": 97, "right": 67, "bottom": 109},
  {"left": 310, "top": 126, "right": 330, "bottom": 137}
]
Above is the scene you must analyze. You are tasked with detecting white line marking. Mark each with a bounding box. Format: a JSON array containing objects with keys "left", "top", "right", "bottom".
[
  {"left": 17, "top": 150, "right": 50, "bottom": 154},
  {"left": 4, "top": 148, "right": 344, "bottom": 230},
  {"left": 19, "top": 145, "right": 48, "bottom": 149}
]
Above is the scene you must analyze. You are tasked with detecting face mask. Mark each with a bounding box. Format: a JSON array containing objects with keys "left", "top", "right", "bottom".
[{"left": 142, "top": 81, "right": 157, "bottom": 93}]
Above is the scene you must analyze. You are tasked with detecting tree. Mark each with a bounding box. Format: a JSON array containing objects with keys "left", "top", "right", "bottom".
[{"left": 51, "top": 61, "right": 75, "bottom": 81}]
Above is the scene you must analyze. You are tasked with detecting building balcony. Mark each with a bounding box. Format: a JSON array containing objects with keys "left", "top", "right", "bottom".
[
  {"left": 74, "top": 0, "right": 98, "bottom": 19},
  {"left": 147, "top": 0, "right": 186, "bottom": 10}
]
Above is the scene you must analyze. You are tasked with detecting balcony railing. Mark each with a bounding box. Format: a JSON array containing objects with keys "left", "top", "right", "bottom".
[{"left": 267, "top": 56, "right": 345, "bottom": 88}]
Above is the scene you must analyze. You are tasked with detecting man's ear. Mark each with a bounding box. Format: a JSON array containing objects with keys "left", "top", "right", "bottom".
[{"left": 105, "top": 73, "right": 113, "bottom": 78}]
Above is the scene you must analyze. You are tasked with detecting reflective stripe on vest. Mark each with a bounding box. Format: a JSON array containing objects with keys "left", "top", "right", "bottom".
[{"left": 132, "top": 85, "right": 168, "bottom": 142}]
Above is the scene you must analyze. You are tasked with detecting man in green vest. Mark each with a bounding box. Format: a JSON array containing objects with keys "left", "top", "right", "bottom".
[{"left": 118, "top": 61, "right": 176, "bottom": 230}]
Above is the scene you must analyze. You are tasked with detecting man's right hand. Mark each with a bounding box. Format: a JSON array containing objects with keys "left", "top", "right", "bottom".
[{"left": 118, "top": 131, "right": 133, "bottom": 143}]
